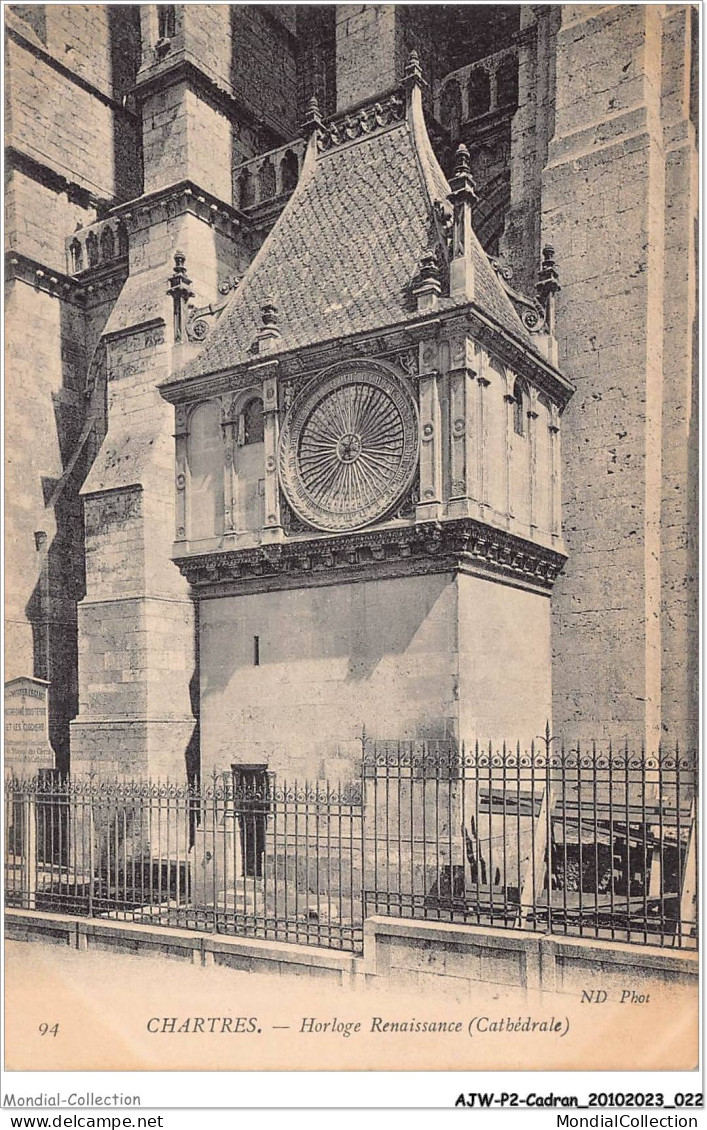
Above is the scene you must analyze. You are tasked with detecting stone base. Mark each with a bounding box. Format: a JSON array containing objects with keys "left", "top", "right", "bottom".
[{"left": 70, "top": 717, "right": 197, "bottom": 779}]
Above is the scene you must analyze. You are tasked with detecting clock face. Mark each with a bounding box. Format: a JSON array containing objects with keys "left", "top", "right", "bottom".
[{"left": 278, "top": 362, "right": 419, "bottom": 532}]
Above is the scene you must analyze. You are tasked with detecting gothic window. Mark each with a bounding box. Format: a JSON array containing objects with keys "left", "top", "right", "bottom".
[
  {"left": 116, "top": 221, "right": 129, "bottom": 257},
  {"left": 187, "top": 401, "right": 224, "bottom": 540},
  {"left": 280, "top": 149, "right": 299, "bottom": 195},
  {"left": 86, "top": 231, "right": 99, "bottom": 268},
  {"left": 513, "top": 378, "right": 527, "bottom": 436},
  {"left": 257, "top": 159, "right": 276, "bottom": 202},
  {"left": 468, "top": 69, "right": 491, "bottom": 118},
  {"left": 238, "top": 169, "right": 255, "bottom": 210},
  {"left": 497, "top": 56, "right": 519, "bottom": 108},
  {"left": 100, "top": 225, "right": 115, "bottom": 262},
  {"left": 242, "top": 398, "right": 264, "bottom": 445},
  {"left": 69, "top": 238, "right": 83, "bottom": 273},
  {"left": 440, "top": 81, "right": 463, "bottom": 142},
  {"left": 158, "top": 4, "right": 176, "bottom": 39}
]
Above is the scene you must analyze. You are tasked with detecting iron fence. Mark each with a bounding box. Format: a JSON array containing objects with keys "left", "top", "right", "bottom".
[
  {"left": 4, "top": 773, "right": 363, "bottom": 952},
  {"left": 362, "top": 738, "right": 698, "bottom": 949},
  {"left": 4, "top": 739, "right": 699, "bottom": 954}
]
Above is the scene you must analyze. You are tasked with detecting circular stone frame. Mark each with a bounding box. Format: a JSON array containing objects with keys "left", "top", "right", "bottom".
[{"left": 278, "top": 360, "right": 420, "bottom": 533}]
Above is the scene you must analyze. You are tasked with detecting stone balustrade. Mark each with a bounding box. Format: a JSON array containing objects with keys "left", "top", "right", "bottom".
[
  {"left": 233, "top": 139, "right": 306, "bottom": 212},
  {"left": 435, "top": 45, "right": 519, "bottom": 130},
  {"left": 66, "top": 216, "right": 129, "bottom": 276}
]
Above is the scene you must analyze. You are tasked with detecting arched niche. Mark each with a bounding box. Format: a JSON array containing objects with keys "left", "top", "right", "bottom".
[
  {"left": 484, "top": 360, "right": 506, "bottom": 515},
  {"left": 440, "top": 80, "right": 463, "bottom": 142},
  {"left": 237, "top": 395, "right": 265, "bottom": 533},
  {"left": 280, "top": 149, "right": 299, "bottom": 195},
  {"left": 509, "top": 376, "right": 530, "bottom": 528},
  {"left": 468, "top": 68, "right": 491, "bottom": 118},
  {"left": 187, "top": 400, "right": 225, "bottom": 541}
]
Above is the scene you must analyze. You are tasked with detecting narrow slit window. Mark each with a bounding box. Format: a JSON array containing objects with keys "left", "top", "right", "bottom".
[
  {"left": 158, "top": 5, "right": 176, "bottom": 40},
  {"left": 253, "top": 635, "right": 260, "bottom": 666}
]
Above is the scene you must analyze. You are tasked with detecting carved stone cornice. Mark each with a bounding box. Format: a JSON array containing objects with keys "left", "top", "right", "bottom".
[
  {"left": 316, "top": 90, "right": 406, "bottom": 153},
  {"left": 467, "top": 307, "right": 574, "bottom": 409},
  {"left": 174, "top": 517, "right": 567, "bottom": 599},
  {"left": 5, "top": 250, "right": 86, "bottom": 306},
  {"left": 160, "top": 304, "right": 572, "bottom": 411},
  {"left": 6, "top": 146, "right": 111, "bottom": 213},
  {"left": 111, "top": 180, "right": 241, "bottom": 240}
]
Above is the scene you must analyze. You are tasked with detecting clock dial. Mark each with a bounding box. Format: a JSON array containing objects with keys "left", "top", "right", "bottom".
[{"left": 278, "top": 363, "right": 419, "bottom": 532}]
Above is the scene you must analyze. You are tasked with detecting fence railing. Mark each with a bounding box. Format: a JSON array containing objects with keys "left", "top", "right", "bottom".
[
  {"left": 4, "top": 740, "right": 698, "bottom": 955},
  {"left": 361, "top": 740, "right": 698, "bottom": 950},
  {"left": 4, "top": 774, "right": 363, "bottom": 952}
]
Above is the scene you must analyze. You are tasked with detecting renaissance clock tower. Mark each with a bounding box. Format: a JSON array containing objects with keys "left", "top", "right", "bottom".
[{"left": 160, "top": 53, "right": 573, "bottom": 781}]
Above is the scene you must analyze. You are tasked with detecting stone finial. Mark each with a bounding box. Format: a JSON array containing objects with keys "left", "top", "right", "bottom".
[
  {"left": 536, "top": 244, "right": 561, "bottom": 336},
  {"left": 447, "top": 146, "right": 477, "bottom": 300},
  {"left": 449, "top": 143, "right": 477, "bottom": 204},
  {"left": 167, "top": 250, "right": 194, "bottom": 344},
  {"left": 301, "top": 94, "right": 323, "bottom": 140},
  {"left": 418, "top": 250, "right": 440, "bottom": 282},
  {"left": 404, "top": 48, "right": 423, "bottom": 87},
  {"left": 260, "top": 300, "right": 279, "bottom": 329},
  {"left": 172, "top": 250, "right": 188, "bottom": 277},
  {"left": 253, "top": 299, "right": 281, "bottom": 353},
  {"left": 412, "top": 249, "right": 442, "bottom": 313},
  {"left": 453, "top": 143, "right": 472, "bottom": 179}
]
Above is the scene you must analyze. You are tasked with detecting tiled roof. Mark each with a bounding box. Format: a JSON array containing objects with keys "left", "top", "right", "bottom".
[{"left": 173, "top": 115, "right": 531, "bottom": 385}]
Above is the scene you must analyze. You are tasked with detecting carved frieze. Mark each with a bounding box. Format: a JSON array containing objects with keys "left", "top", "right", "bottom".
[
  {"left": 316, "top": 93, "right": 405, "bottom": 152},
  {"left": 175, "top": 517, "right": 567, "bottom": 596}
]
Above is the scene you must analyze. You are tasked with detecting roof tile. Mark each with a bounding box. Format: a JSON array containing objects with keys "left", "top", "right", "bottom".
[{"left": 173, "top": 117, "right": 531, "bottom": 385}]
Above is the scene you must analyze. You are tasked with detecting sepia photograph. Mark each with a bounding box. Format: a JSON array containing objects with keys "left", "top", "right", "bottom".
[{"left": 2, "top": 0, "right": 700, "bottom": 1096}]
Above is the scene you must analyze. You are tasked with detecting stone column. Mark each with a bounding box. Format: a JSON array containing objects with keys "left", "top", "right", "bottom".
[
  {"left": 447, "top": 334, "right": 481, "bottom": 520},
  {"left": 476, "top": 352, "right": 491, "bottom": 514},
  {"left": 548, "top": 404, "right": 562, "bottom": 545},
  {"left": 174, "top": 404, "right": 189, "bottom": 545},
  {"left": 259, "top": 363, "right": 284, "bottom": 541},
  {"left": 500, "top": 6, "right": 561, "bottom": 294},
  {"left": 527, "top": 385, "right": 540, "bottom": 535},
  {"left": 658, "top": 6, "right": 698, "bottom": 748},
  {"left": 415, "top": 339, "right": 442, "bottom": 522},
  {"left": 502, "top": 371, "right": 515, "bottom": 529},
  {"left": 220, "top": 397, "right": 239, "bottom": 536}
]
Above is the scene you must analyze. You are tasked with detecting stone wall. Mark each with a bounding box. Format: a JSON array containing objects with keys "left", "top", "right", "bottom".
[
  {"left": 335, "top": 5, "right": 405, "bottom": 111},
  {"left": 4, "top": 6, "right": 142, "bottom": 769},
  {"left": 6, "top": 13, "right": 141, "bottom": 203},
  {"left": 543, "top": 5, "right": 697, "bottom": 747},
  {"left": 199, "top": 569, "right": 553, "bottom": 778}
]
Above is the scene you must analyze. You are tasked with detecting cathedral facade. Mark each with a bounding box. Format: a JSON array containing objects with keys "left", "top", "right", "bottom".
[{"left": 5, "top": 4, "right": 699, "bottom": 781}]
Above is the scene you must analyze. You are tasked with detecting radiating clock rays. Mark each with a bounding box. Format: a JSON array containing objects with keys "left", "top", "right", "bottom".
[
  {"left": 299, "top": 383, "right": 405, "bottom": 513},
  {"left": 278, "top": 363, "right": 420, "bottom": 532}
]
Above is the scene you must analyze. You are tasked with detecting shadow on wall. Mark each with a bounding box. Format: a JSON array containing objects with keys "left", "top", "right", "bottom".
[
  {"left": 107, "top": 5, "right": 143, "bottom": 203},
  {"left": 185, "top": 613, "right": 201, "bottom": 786},
  {"left": 199, "top": 573, "right": 455, "bottom": 701},
  {"left": 23, "top": 307, "right": 112, "bottom": 775}
]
